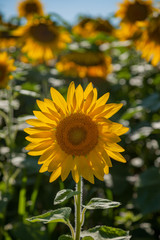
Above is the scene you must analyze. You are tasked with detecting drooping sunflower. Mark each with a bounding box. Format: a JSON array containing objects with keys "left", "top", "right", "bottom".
[
  {"left": 72, "top": 17, "right": 114, "bottom": 39},
  {"left": 115, "top": 0, "right": 154, "bottom": 40},
  {"left": 56, "top": 51, "right": 112, "bottom": 79},
  {"left": 0, "top": 52, "right": 16, "bottom": 88},
  {"left": 136, "top": 14, "right": 160, "bottom": 66},
  {"left": 24, "top": 82, "right": 129, "bottom": 183},
  {"left": 18, "top": 0, "right": 44, "bottom": 19},
  {"left": 13, "top": 17, "right": 71, "bottom": 62}
]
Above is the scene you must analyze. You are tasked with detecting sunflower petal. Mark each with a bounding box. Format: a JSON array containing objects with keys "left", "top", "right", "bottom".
[{"left": 49, "top": 167, "right": 62, "bottom": 182}]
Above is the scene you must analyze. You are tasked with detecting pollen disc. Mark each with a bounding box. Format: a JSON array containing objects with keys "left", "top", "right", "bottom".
[{"left": 56, "top": 113, "right": 98, "bottom": 155}]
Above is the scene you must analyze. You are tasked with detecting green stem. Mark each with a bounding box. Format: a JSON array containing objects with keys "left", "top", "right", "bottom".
[
  {"left": 30, "top": 174, "right": 42, "bottom": 213},
  {"left": 75, "top": 177, "right": 82, "bottom": 240},
  {"left": 18, "top": 171, "right": 27, "bottom": 219},
  {"left": 67, "top": 221, "right": 75, "bottom": 239}
]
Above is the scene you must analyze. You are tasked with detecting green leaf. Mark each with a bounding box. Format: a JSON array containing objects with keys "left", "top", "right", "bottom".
[
  {"left": 81, "top": 225, "right": 131, "bottom": 240},
  {"left": 58, "top": 235, "right": 73, "bottom": 240},
  {"left": 12, "top": 222, "right": 48, "bottom": 240},
  {"left": 82, "top": 237, "right": 94, "bottom": 240},
  {"left": 54, "top": 189, "right": 80, "bottom": 205},
  {"left": 83, "top": 198, "right": 120, "bottom": 210},
  {"left": 135, "top": 167, "right": 160, "bottom": 214},
  {"left": 27, "top": 207, "right": 71, "bottom": 224}
]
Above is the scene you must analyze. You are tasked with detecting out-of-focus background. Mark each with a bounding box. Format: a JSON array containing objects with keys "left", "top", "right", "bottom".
[
  {"left": 0, "top": 0, "right": 122, "bottom": 23},
  {"left": 0, "top": 0, "right": 160, "bottom": 239}
]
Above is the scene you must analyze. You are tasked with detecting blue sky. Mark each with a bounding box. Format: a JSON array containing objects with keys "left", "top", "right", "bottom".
[{"left": 0, "top": 0, "right": 122, "bottom": 24}]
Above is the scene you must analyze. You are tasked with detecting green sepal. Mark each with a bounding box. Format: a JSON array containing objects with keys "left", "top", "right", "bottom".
[
  {"left": 54, "top": 189, "right": 80, "bottom": 205},
  {"left": 27, "top": 207, "right": 71, "bottom": 224},
  {"left": 83, "top": 198, "right": 120, "bottom": 210},
  {"left": 81, "top": 225, "right": 131, "bottom": 239},
  {"left": 58, "top": 235, "right": 73, "bottom": 240}
]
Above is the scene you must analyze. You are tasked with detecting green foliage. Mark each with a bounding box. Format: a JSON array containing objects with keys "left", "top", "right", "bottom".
[
  {"left": 81, "top": 226, "right": 131, "bottom": 240},
  {"left": 27, "top": 207, "right": 71, "bottom": 224},
  {"left": 54, "top": 189, "right": 80, "bottom": 205},
  {"left": 135, "top": 167, "right": 160, "bottom": 214},
  {"left": 58, "top": 235, "right": 74, "bottom": 240},
  {"left": 83, "top": 198, "right": 120, "bottom": 210}
]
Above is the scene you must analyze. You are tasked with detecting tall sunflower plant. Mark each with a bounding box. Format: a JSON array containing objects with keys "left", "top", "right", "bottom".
[{"left": 25, "top": 81, "right": 131, "bottom": 240}]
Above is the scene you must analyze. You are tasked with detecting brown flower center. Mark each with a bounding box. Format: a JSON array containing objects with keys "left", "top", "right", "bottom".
[
  {"left": 66, "top": 52, "right": 104, "bottom": 66},
  {"left": 25, "top": 2, "right": 39, "bottom": 14},
  {"left": 56, "top": 113, "right": 98, "bottom": 155},
  {"left": 29, "top": 23, "right": 57, "bottom": 43},
  {"left": 94, "top": 20, "right": 113, "bottom": 33},
  {"left": 148, "top": 18, "right": 160, "bottom": 43},
  {"left": 126, "top": 1, "right": 151, "bottom": 22},
  {"left": 0, "top": 63, "right": 7, "bottom": 82}
]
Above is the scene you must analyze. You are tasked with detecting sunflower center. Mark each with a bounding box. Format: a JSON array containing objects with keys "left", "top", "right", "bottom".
[
  {"left": 29, "top": 23, "right": 57, "bottom": 43},
  {"left": 94, "top": 20, "right": 113, "bottom": 33},
  {"left": 56, "top": 113, "right": 98, "bottom": 156},
  {"left": 67, "top": 52, "right": 104, "bottom": 66},
  {"left": 0, "top": 63, "right": 7, "bottom": 82},
  {"left": 25, "top": 2, "right": 39, "bottom": 14},
  {"left": 126, "top": 1, "right": 150, "bottom": 22},
  {"left": 148, "top": 19, "right": 160, "bottom": 43}
]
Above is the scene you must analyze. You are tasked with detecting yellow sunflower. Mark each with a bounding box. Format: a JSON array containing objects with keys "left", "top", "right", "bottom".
[
  {"left": 0, "top": 22, "right": 18, "bottom": 49},
  {"left": 72, "top": 17, "right": 114, "bottom": 39},
  {"left": 18, "top": 0, "right": 44, "bottom": 19},
  {"left": 115, "top": 0, "right": 154, "bottom": 40},
  {"left": 0, "top": 52, "right": 16, "bottom": 89},
  {"left": 13, "top": 17, "right": 71, "bottom": 62},
  {"left": 24, "top": 82, "right": 129, "bottom": 183},
  {"left": 56, "top": 51, "right": 112, "bottom": 79},
  {"left": 136, "top": 14, "right": 160, "bottom": 66}
]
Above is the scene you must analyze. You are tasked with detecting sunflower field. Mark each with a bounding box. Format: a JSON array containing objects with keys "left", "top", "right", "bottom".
[{"left": 0, "top": 0, "right": 160, "bottom": 239}]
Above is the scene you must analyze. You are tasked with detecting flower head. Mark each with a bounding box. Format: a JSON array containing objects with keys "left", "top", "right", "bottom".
[
  {"left": 0, "top": 52, "right": 16, "bottom": 88},
  {"left": 25, "top": 82, "right": 129, "bottom": 183},
  {"left": 72, "top": 17, "right": 114, "bottom": 39},
  {"left": 56, "top": 51, "right": 112, "bottom": 79},
  {"left": 13, "top": 17, "right": 71, "bottom": 62},
  {"left": 18, "top": 0, "right": 44, "bottom": 19},
  {"left": 136, "top": 14, "right": 160, "bottom": 66},
  {"left": 0, "top": 21, "right": 18, "bottom": 49},
  {"left": 115, "top": 0, "right": 154, "bottom": 40}
]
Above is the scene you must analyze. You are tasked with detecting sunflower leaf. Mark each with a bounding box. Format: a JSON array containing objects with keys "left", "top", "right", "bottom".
[
  {"left": 82, "top": 237, "right": 94, "bottom": 240},
  {"left": 81, "top": 225, "right": 131, "bottom": 240},
  {"left": 58, "top": 235, "right": 73, "bottom": 240},
  {"left": 54, "top": 189, "right": 80, "bottom": 205},
  {"left": 83, "top": 198, "right": 120, "bottom": 210},
  {"left": 27, "top": 207, "right": 71, "bottom": 224}
]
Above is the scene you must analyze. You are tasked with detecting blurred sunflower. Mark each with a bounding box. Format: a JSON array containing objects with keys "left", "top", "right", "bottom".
[
  {"left": 18, "top": 0, "right": 44, "bottom": 19},
  {"left": 0, "top": 52, "right": 16, "bottom": 88},
  {"left": 72, "top": 17, "right": 114, "bottom": 39},
  {"left": 14, "top": 17, "right": 71, "bottom": 62},
  {"left": 136, "top": 14, "right": 160, "bottom": 66},
  {"left": 115, "top": 0, "right": 153, "bottom": 40},
  {"left": 0, "top": 22, "right": 18, "bottom": 49},
  {"left": 56, "top": 51, "right": 112, "bottom": 79},
  {"left": 25, "top": 82, "right": 129, "bottom": 183}
]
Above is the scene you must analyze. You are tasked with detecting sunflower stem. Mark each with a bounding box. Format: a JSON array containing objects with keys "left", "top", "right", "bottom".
[{"left": 75, "top": 177, "right": 82, "bottom": 240}]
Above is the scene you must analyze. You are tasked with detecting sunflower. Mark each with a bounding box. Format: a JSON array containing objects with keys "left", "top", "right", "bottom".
[
  {"left": 136, "top": 14, "right": 160, "bottom": 66},
  {"left": 13, "top": 17, "right": 71, "bottom": 62},
  {"left": 24, "top": 82, "right": 129, "bottom": 183},
  {"left": 56, "top": 51, "right": 112, "bottom": 79},
  {"left": 18, "top": 0, "right": 44, "bottom": 19},
  {"left": 0, "top": 22, "right": 18, "bottom": 49},
  {"left": 72, "top": 17, "right": 114, "bottom": 39},
  {"left": 0, "top": 52, "right": 16, "bottom": 88},
  {"left": 115, "top": 0, "right": 153, "bottom": 40}
]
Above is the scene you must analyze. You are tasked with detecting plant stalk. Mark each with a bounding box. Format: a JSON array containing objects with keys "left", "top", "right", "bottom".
[{"left": 75, "top": 177, "right": 82, "bottom": 240}]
